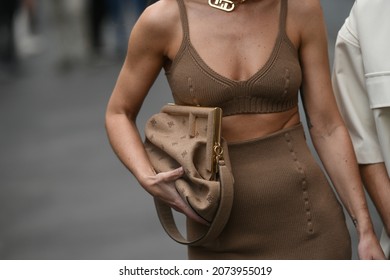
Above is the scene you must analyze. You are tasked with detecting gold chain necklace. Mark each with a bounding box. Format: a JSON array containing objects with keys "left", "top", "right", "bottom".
[{"left": 208, "top": 0, "right": 247, "bottom": 12}]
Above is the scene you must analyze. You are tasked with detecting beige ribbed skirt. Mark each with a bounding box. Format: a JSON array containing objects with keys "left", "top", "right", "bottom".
[{"left": 187, "top": 124, "right": 351, "bottom": 259}]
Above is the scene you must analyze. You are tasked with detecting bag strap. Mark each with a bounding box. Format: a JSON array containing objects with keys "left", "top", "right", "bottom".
[{"left": 154, "top": 159, "right": 234, "bottom": 246}]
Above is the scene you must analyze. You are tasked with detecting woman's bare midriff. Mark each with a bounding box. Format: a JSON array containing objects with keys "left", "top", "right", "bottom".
[{"left": 222, "top": 106, "right": 300, "bottom": 143}]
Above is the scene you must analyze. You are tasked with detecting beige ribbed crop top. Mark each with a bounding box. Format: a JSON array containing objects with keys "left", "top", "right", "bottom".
[{"left": 165, "top": 0, "right": 302, "bottom": 117}]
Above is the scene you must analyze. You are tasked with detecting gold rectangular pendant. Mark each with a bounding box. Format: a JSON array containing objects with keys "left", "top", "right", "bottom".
[{"left": 208, "top": 0, "right": 235, "bottom": 12}]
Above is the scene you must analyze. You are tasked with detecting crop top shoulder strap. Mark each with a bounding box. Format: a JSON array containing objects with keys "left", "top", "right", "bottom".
[{"left": 176, "top": 0, "right": 190, "bottom": 42}]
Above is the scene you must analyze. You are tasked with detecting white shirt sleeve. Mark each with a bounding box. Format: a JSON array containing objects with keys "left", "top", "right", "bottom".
[{"left": 332, "top": 16, "right": 384, "bottom": 164}]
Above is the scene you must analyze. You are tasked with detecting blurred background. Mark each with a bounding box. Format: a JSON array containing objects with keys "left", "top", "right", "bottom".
[{"left": 0, "top": 0, "right": 381, "bottom": 260}]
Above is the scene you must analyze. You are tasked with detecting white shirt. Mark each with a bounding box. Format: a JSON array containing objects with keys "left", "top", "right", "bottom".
[{"left": 332, "top": 0, "right": 390, "bottom": 258}]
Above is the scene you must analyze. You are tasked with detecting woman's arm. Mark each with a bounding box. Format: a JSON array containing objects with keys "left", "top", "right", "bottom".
[
  {"left": 105, "top": 1, "right": 207, "bottom": 225},
  {"left": 296, "top": 0, "right": 384, "bottom": 259}
]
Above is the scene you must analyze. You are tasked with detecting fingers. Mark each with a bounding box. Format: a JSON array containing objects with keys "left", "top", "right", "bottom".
[
  {"left": 174, "top": 200, "right": 210, "bottom": 226},
  {"left": 160, "top": 167, "right": 184, "bottom": 182},
  {"left": 154, "top": 167, "right": 210, "bottom": 226}
]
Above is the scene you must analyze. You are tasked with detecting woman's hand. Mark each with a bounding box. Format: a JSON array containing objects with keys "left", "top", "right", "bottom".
[{"left": 143, "top": 167, "right": 210, "bottom": 226}]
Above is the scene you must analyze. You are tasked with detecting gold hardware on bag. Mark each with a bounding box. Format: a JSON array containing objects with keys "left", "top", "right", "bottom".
[
  {"left": 213, "top": 144, "right": 224, "bottom": 161},
  {"left": 211, "top": 106, "right": 223, "bottom": 175},
  {"left": 213, "top": 143, "right": 224, "bottom": 180}
]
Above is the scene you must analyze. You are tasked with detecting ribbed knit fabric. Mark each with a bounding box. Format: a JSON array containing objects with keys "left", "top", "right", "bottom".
[
  {"left": 187, "top": 124, "right": 352, "bottom": 259},
  {"left": 165, "top": 0, "right": 301, "bottom": 116}
]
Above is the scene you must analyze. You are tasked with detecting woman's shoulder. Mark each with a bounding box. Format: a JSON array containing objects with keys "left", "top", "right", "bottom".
[
  {"left": 139, "top": 0, "right": 180, "bottom": 28},
  {"left": 288, "top": 0, "right": 325, "bottom": 36},
  {"left": 288, "top": 0, "right": 323, "bottom": 19},
  {"left": 288, "top": 0, "right": 323, "bottom": 22},
  {"left": 135, "top": 0, "right": 181, "bottom": 39}
]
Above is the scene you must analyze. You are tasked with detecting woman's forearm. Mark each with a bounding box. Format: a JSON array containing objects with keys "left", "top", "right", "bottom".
[
  {"left": 105, "top": 111, "right": 208, "bottom": 224},
  {"left": 105, "top": 112, "right": 156, "bottom": 188},
  {"left": 310, "top": 124, "right": 375, "bottom": 236}
]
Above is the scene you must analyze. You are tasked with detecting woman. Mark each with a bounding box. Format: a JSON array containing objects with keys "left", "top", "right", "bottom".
[{"left": 105, "top": 0, "right": 384, "bottom": 259}]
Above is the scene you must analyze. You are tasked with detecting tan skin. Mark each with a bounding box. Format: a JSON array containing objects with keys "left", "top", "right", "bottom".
[{"left": 105, "top": 0, "right": 385, "bottom": 259}]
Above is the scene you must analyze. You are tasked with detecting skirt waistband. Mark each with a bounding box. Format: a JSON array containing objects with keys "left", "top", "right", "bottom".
[{"left": 227, "top": 123, "right": 304, "bottom": 147}]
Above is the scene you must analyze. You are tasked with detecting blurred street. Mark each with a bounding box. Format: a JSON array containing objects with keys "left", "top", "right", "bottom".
[{"left": 0, "top": 0, "right": 383, "bottom": 260}]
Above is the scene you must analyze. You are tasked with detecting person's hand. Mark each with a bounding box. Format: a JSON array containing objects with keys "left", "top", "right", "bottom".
[
  {"left": 357, "top": 232, "right": 386, "bottom": 260},
  {"left": 144, "top": 167, "right": 209, "bottom": 225}
]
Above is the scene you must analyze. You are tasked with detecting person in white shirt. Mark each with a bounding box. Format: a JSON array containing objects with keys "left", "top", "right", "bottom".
[{"left": 332, "top": 0, "right": 390, "bottom": 258}]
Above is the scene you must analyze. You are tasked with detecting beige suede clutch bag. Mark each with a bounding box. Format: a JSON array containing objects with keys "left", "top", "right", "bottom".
[{"left": 144, "top": 104, "right": 234, "bottom": 246}]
